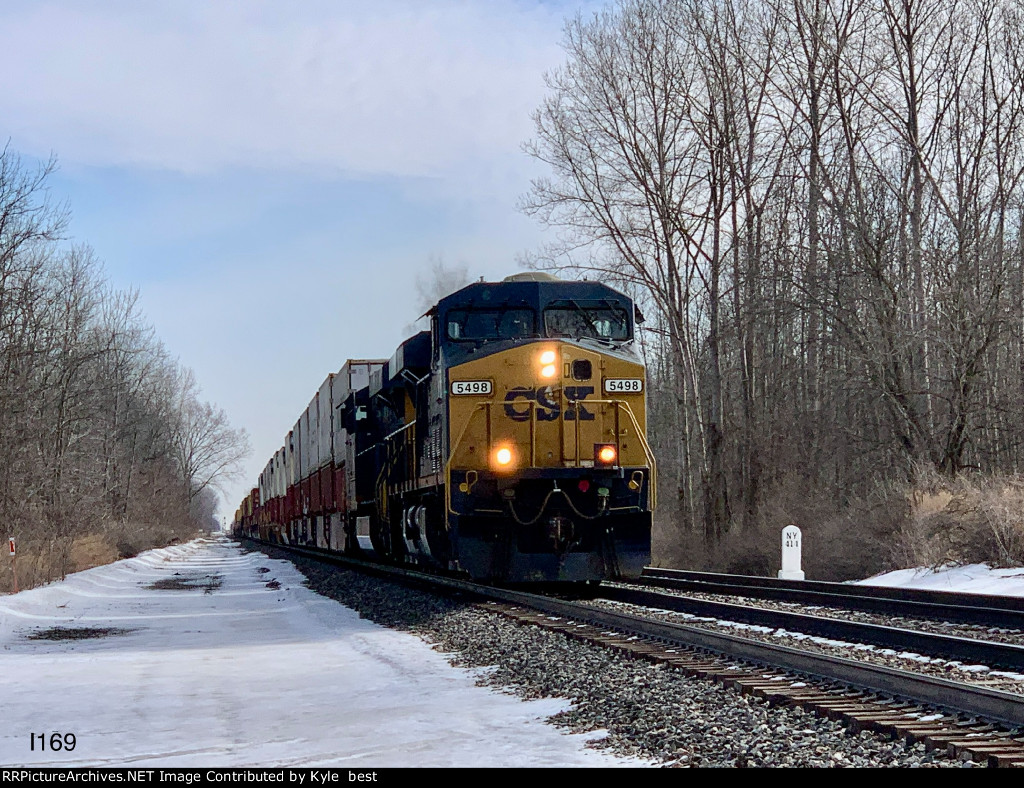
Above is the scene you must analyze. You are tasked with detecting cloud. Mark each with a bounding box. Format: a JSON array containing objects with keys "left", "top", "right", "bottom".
[{"left": 0, "top": 0, "right": 568, "bottom": 182}]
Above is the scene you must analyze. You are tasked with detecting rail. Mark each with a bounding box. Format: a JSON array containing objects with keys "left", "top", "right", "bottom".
[{"left": 640, "top": 567, "right": 1024, "bottom": 629}]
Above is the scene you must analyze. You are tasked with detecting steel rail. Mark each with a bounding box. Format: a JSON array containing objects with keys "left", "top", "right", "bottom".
[
  {"left": 642, "top": 567, "right": 1024, "bottom": 627},
  {"left": 599, "top": 585, "right": 1024, "bottom": 671}
]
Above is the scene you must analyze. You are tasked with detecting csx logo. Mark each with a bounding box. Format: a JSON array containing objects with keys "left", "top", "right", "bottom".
[{"left": 504, "top": 386, "right": 595, "bottom": 422}]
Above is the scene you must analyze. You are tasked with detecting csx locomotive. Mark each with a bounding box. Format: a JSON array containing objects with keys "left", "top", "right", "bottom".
[{"left": 234, "top": 273, "right": 654, "bottom": 583}]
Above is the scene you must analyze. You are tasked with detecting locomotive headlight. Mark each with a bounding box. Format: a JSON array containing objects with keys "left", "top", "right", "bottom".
[
  {"left": 494, "top": 446, "right": 514, "bottom": 468},
  {"left": 539, "top": 349, "right": 558, "bottom": 379},
  {"left": 595, "top": 444, "right": 617, "bottom": 466}
]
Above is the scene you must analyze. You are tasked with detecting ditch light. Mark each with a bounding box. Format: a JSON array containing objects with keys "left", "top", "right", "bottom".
[{"left": 595, "top": 444, "right": 617, "bottom": 466}]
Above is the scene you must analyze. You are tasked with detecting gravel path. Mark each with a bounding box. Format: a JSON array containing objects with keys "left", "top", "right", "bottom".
[{"left": 263, "top": 547, "right": 968, "bottom": 768}]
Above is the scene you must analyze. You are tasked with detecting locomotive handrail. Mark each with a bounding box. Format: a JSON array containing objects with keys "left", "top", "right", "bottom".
[
  {"left": 445, "top": 402, "right": 491, "bottom": 516},
  {"left": 377, "top": 419, "right": 417, "bottom": 523},
  {"left": 578, "top": 398, "right": 657, "bottom": 510},
  {"left": 383, "top": 419, "right": 416, "bottom": 443},
  {"left": 619, "top": 400, "right": 658, "bottom": 509}
]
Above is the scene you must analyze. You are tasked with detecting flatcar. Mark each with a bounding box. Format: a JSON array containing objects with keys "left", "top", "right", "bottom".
[{"left": 234, "top": 273, "right": 655, "bottom": 583}]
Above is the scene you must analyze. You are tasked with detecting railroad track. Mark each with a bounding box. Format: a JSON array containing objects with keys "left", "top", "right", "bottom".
[
  {"left": 641, "top": 567, "right": 1024, "bottom": 629},
  {"left": 488, "top": 602, "right": 1024, "bottom": 766},
  {"left": 597, "top": 584, "right": 1024, "bottom": 672},
  {"left": 246, "top": 539, "right": 1024, "bottom": 766}
]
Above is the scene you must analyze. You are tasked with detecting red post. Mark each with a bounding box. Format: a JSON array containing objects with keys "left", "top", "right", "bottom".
[{"left": 8, "top": 537, "right": 17, "bottom": 593}]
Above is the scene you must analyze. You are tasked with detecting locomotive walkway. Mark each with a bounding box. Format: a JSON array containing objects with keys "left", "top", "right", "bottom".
[{"left": 0, "top": 538, "right": 639, "bottom": 768}]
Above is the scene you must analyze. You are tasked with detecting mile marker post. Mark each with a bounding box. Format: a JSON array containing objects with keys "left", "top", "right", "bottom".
[
  {"left": 778, "top": 524, "right": 805, "bottom": 580},
  {"left": 8, "top": 536, "right": 17, "bottom": 593}
]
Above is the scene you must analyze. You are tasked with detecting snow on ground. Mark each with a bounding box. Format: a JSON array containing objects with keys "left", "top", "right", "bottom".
[
  {"left": 0, "top": 538, "right": 649, "bottom": 768},
  {"left": 858, "top": 563, "right": 1024, "bottom": 597}
]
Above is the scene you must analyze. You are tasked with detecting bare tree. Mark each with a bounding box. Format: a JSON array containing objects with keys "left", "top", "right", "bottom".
[
  {"left": 523, "top": 0, "right": 1024, "bottom": 574},
  {"left": 0, "top": 147, "right": 251, "bottom": 588},
  {"left": 167, "top": 365, "right": 250, "bottom": 511}
]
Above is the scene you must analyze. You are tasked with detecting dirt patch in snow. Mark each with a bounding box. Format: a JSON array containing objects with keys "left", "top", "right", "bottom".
[
  {"left": 27, "top": 627, "right": 134, "bottom": 641},
  {"left": 148, "top": 574, "right": 223, "bottom": 593}
]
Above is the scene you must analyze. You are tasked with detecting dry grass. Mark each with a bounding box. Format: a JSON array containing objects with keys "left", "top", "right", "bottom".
[
  {"left": 70, "top": 533, "right": 119, "bottom": 573},
  {"left": 895, "top": 468, "right": 1024, "bottom": 569},
  {"left": 655, "top": 466, "right": 1024, "bottom": 580},
  {"left": 0, "top": 522, "right": 199, "bottom": 594},
  {"left": 654, "top": 474, "right": 911, "bottom": 581}
]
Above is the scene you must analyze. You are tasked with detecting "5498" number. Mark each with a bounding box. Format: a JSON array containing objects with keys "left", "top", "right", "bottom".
[
  {"left": 451, "top": 380, "right": 492, "bottom": 395},
  {"left": 604, "top": 378, "right": 643, "bottom": 393}
]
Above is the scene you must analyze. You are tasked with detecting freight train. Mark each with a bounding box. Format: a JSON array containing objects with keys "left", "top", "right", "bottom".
[{"left": 233, "top": 273, "right": 655, "bottom": 583}]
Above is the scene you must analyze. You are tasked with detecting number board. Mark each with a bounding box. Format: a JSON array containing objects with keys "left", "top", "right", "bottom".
[
  {"left": 451, "top": 380, "right": 493, "bottom": 396},
  {"left": 604, "top": 378, "right": 643, "bottom": 393}
]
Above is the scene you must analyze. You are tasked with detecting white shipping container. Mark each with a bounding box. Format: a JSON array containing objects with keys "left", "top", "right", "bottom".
[
  {"left": 333, "top": 364, "right": 352, "bottom": 466},
  {"left": 338, "top": 359, "right": 384, "bottom": 396},
  {"left": 317, "top": 375, "right": 334, "bottom": 469},
  {"left": 301, "top": 398, "right": 318, "bottom": 479},
  {"left": 299, "top": 411, "right": 308, "bottom": 480},
  {"left": 311, "top": 393, "right": 321, "bottom": 471},
  {"left": 284, "top": 437, "right": 291, "bottom": 490},
  {"left": 289, "top": 424, "right": 301, "bottom": 486},
  {"left": 301, "top": 408, "right": 309, "bottom": 478}
]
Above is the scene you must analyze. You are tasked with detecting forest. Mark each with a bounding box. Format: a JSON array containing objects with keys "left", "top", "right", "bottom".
[
  {"left": 522, "top": 0, "right": 1024, "bottom": 577},
  {"left": 0, "top": 149, "right": 248, "bottom": 591}
]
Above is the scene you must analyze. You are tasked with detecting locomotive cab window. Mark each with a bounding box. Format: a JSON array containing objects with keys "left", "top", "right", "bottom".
[
  {"left": 544, "top": 300, "right": 631, "bottom": 342},
  {"left": 446, "top": 307, "right": 536, "bottom": 342}
]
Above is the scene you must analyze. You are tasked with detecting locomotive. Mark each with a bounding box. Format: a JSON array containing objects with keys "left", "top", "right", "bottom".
[{"left": 234, "top": 273, "right": 655, "bottom": 583}]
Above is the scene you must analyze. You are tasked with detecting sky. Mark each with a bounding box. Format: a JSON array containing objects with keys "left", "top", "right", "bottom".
[
  {"left": 0, "top": 538, "right": 650, "bottom": 767},
  {"left": 0, "top": 0, "right": 604, "bottom": 520}
]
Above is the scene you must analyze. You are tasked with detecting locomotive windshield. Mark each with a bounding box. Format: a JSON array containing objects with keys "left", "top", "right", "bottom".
[
  {"left": 446, "top": 307, "right": 536, "bottom": 342},
  {"left": 543, "top": 299, "right": 631, "bottom": 342}
]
